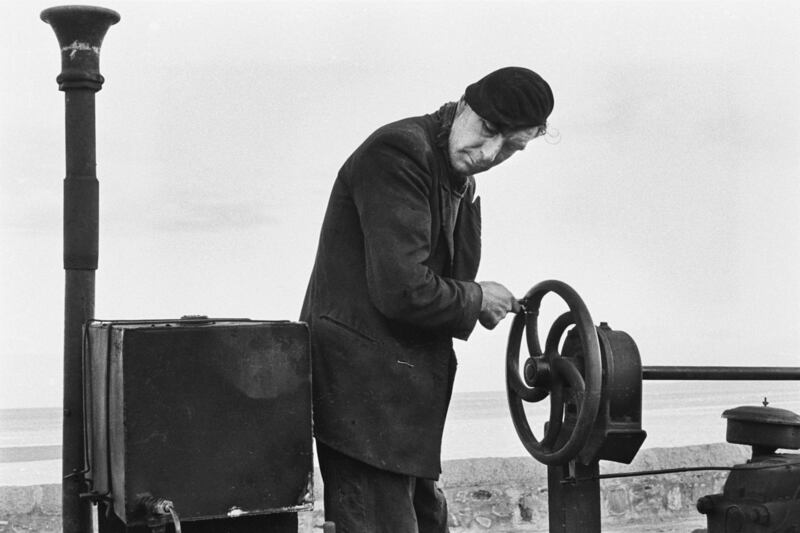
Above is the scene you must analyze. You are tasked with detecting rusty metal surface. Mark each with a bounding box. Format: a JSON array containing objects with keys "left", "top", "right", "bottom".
[
  {"left": 723, "top": 405, "right": 800, "bottom": 451},
  {"left": 40, "top": 6, "right": 120, "bottom": 91},
  {"left": 574, "top": 324, "right": 647, "bottom": 465},
  {"left": 41, "top": 7, "right": 120, "bottom": 533},
  {"left": 547, "top": 461, "right": 601, "bottom": 533},
  {"left": 84, "top": 319, "right": 312, "bottom": 527},
  {"left": 723, "top": 405, "right": 800, "bottom": 426},
  {"left": 698, "top": 453, "right": 800, "bottom": 532}
]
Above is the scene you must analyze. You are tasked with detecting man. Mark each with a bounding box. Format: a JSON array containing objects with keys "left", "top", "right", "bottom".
[{"left": 300, "top": 67, "right": 554, "bottom": 532}]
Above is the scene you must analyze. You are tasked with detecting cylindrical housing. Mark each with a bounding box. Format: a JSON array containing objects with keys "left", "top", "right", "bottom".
[{"left": 63, "top": 90, "right": 99, "bottom": 269}]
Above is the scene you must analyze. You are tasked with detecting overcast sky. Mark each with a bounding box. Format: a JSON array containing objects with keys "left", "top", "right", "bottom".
[{"left": 1, "top": 0, "right": 799, "bottom": 409}]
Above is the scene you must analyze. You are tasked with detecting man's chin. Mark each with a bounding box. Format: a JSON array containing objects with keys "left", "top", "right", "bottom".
[
  {"left": 452, "top": 164, "right": 471, "bottom": 176},
  {"left": 461, "top": 164, "right": 491, "bottom": 176},
  {"left": 451, "top": 154, "right": 490, "bottom": 176},
  {"left": 453, "top": 160, "right": 481, "bottom": 176}
]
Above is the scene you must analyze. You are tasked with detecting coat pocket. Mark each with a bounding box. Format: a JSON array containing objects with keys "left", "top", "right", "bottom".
[{"left": 318, "top": 315, "right": 378, "bottom": 345}]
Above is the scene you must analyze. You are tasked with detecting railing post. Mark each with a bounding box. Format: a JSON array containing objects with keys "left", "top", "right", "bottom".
[
  {"left": 41, "top": 6, "right": 120, "bottom": 533},
  {"left": 547, "top": 460, "right": 601, "bottom": 533}
]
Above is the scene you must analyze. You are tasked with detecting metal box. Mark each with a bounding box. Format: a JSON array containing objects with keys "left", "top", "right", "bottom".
[{"left": 83, "top": 318, "right": 313, "bottom": 526}]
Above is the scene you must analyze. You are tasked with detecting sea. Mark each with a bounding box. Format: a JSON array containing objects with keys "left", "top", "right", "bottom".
[{"left": 1, "top": 381, "right": 798, "bottom": 486}]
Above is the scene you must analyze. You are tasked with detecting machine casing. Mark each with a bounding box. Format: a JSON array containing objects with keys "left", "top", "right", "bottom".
[
  {"left": 83, "top": 319, "right": 313, "bottom": 526},
  {"left": 698, "top": 405, "right": 800, "bottom": 532},
  {"left": 558, "top": 323, "right": 646, "bottom": 465},
  {"left": 700, "top": 454, "right": 800, "bottom": 532}
]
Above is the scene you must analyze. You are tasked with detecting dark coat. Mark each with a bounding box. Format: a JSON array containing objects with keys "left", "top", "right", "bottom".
[{"left": 300, "top": 103, "right": 483, "bottom": 479}]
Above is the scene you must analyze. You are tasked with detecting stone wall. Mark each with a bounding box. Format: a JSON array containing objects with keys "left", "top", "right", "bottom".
[
  {"left": 299, "top": 443, "right": 750, "bottom": 532},
  {"left": 1, "top": 443, "right": 750, "bottom": 532},
  {"left": 0, "top": 484, "right": 60, "bottom": 532}
]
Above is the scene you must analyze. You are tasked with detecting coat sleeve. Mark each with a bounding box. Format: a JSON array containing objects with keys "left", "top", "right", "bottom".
[{"left": 348, "top": 128, "right": 482, "bottom": 339}]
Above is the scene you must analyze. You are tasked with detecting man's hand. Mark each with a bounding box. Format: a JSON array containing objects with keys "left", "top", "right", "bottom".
[{"left": 478, "top": 281, "right": 520, "bottom": 330}]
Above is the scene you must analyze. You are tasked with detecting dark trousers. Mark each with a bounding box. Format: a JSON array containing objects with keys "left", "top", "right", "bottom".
[{"left": 316, "top": 441, "right": 449, "bottom": 533}]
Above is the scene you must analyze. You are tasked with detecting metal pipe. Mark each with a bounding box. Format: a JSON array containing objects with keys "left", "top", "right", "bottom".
[
  {"left": 41, "top": 6, "right": 120, "bottom": 533},
  {"left": 643, "top": 366, "right": 800, "bottom": 380}
]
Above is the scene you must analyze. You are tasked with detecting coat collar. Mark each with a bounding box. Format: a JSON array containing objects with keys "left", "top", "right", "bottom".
[{"left": 433, "top": 102, "right": 470, "bottom": 194}]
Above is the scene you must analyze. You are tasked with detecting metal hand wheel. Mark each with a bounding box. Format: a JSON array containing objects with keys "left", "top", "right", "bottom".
[{"left": 506, "top": 280, "right": 602, "bottom": 465}]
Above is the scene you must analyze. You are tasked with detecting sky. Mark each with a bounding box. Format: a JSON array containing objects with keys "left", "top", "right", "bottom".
[{"left": 1, "top": 0, "right": 799, "bottom": 409}]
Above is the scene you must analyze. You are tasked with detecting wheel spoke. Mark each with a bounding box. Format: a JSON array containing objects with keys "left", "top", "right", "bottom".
[
  {"left": 508, "top": 372, "right": 549, "bottom": 402},
  {"left": 540, "top": 384, "right": 564, "bottom": 448},
  {"left": 553, "top": 357, "right": 585, "bottom": 392},
  {"left": 544, "top": 312, "right": 574, "bottom": 355},
  {"left": 507, "top": 312, "right": 548, "bottom": 404}
]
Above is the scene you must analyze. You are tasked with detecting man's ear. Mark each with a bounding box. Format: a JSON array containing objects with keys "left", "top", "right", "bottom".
[{"left": 455, "top": 96, "right": 467, "bottom": 116}]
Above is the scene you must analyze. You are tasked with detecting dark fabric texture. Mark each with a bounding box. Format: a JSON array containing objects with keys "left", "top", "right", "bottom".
[
  {"left": 317, "top": 441, "right": 449, "bottom": 533},
  {"left": 464, "top": 66, "right": 554, "bottom": 131},
  {"left": 301, "top": 103, "right": 483, "bottom": 479}
]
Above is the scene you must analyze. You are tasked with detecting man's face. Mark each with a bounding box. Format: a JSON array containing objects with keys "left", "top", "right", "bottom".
[{"left": 448, "top": 102, "right": 543, "bottom": 176}]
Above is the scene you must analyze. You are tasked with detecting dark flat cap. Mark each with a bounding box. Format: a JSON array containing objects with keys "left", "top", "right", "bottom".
[{"left": 464, "top": 67, "right": 554, "bottom": 131}]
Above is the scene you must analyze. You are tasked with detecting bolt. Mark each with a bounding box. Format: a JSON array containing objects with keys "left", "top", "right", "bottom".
[
  {"left": 748, "top": 506, "right": 770, "bottom": 525},
  {"left": 696, "top": 496, "right": 714, "bottom": 514}
]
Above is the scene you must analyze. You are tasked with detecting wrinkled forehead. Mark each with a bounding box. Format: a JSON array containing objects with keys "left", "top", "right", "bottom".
[
  {"left": 504, "top": 125, "right": 545, "bottom": 148},
  {"left": 469, "top": 104, "right": 545, "bottom": 139}
]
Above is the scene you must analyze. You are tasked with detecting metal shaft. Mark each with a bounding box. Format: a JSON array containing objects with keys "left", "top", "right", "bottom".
[
  {"left": 41, "top": 6, "right": 120, "bottom": 533},
  {"left": 643, "top": 366, "right": 800, "bottom": 380}
]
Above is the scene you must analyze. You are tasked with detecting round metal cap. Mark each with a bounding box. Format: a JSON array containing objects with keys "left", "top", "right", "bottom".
[{"left": 722, "top": 405, "right": 800, "bottom": 450}]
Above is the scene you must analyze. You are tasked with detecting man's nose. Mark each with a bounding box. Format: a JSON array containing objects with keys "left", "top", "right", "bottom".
[{"left": 478, "top": 136, "right": 504, "bottom": 164}]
